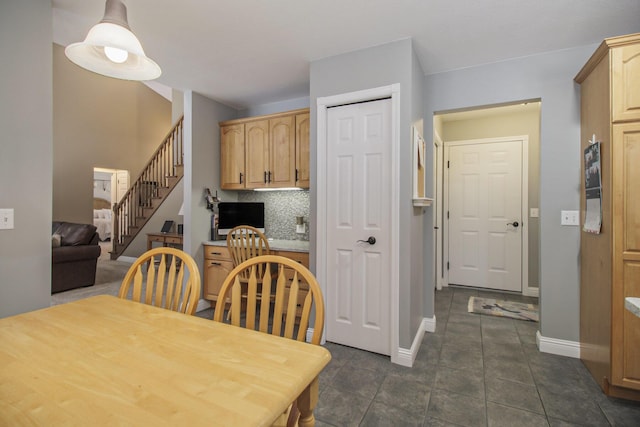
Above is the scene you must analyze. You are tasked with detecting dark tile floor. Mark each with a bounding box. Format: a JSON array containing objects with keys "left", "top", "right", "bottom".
[{"left": 311, "top": 286, "right": 640, "bottom": 427}]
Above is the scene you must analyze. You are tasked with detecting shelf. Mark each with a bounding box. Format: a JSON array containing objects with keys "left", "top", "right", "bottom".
[{"left": 412, "top": 197, "right": 433, "bottom": 207}]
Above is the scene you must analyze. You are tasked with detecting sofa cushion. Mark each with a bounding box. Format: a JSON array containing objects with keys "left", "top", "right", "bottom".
[{"left": 53, "top": 222, "right": 98, "bottom": 246}]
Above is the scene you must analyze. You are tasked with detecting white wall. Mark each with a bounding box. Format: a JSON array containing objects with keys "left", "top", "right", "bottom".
[
  {"left": 423, "top": 45, "right": 597, "bottom": 342},
  {"left": 0, "top": 1, "right": 53, "bottom": 317}
]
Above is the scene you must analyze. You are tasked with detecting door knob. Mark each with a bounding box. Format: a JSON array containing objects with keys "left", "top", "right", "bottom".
[
  {"left": 507, "top": 221, "right": 519, "bottom": 228},
  {"left": 357, "top": 236, "right": 376, "bottom": 245}
]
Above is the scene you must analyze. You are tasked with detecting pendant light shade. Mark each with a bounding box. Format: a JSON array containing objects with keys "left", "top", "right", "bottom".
[{"left": 65, "top": 0, "right": 161, "bottom": 81}]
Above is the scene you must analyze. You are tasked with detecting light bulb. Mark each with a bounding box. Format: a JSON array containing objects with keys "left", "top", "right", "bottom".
[{"left": 104, "top": 46, "right": 128, "bottom": 63}]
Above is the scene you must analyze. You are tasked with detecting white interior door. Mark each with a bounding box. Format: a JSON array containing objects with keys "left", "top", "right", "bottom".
[
  {"left": 325, "top": 98, "right": 391, "bottom": 355},
  {"left": 446, "top": 138, "right": 524, "bottom": 292},
  {"left": 115, "top": 170, "right": 129, "bottom": 203}
]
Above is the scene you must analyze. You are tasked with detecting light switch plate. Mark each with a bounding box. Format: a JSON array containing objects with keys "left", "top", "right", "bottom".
[
  {"left": 561, "top": 210, "right": 579, "bottom": 226},
  {"left": 530, "top": 208, "right": 539, "bottom": 218},
  {"left": 0, "top": 209, "right": 14, "bottom": 230}
]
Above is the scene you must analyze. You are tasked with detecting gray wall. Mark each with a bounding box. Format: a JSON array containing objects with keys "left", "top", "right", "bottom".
[
  {"left": 0, "top": 1, "right": 52, "bottom": 317},
  {"left": 424, "top": 45, "right": 597, "bottom": 342},
  {"left": 183, "top": 91, "right": 237, "bottom": 284},
  {"left": 240, "top": 96, "right": 310, "bottom": 117},
  {"left": 310, "top": 38, "right": 425, "bottom": 348}
]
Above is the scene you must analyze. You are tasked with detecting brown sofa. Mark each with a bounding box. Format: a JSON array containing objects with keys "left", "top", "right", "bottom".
[{"left": 52, "top": 221, "right": 101, "bottom": 294}]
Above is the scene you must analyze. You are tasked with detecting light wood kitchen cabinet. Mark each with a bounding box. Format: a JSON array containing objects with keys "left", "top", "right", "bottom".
[
  {"left": 220, "top": 124, "right": 246, "bottom": 189},
  {"left": 244, "top": 120, "right": 270, "bottom": 189},
  {"left": 269, "top": 115, "right": 296, "bottom": 187},
  {"left": 203, "top": 245, "right": 234, "bottom": 306},
  {"left": 575, "top": 33, "right": 640, "bottom": 401},
  {"left": 203, "top": 244, "right": 310, "bottom": 317},
  {"left": 219, "top": 108, "right": 309, "bottom": 190},
  {"left": 296, "top": 112, "right": 310, "bottom": 188}
]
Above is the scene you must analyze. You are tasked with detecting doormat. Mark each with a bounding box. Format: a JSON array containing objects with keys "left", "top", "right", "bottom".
[{"left": 468, "top": 297, "right": 539, "bottom": 322}]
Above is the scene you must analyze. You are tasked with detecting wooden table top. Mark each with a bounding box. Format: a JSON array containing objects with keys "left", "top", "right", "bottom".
[{"left": 0, "top": 295, "right": 331, "bottom": 426}]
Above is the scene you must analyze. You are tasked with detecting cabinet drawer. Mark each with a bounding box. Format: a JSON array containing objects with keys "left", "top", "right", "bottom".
[
  {"left": 275, "top": 250, "right": 309, "bottom": 268},
  {"left": 164, "top": 237, "right": 182, "bottom": 244},
  {"left": 205, "top": 245, "right": 231, "bottom": 260},
  {"left": 148, "top": 235, "right": 164, "bottom": 242}
]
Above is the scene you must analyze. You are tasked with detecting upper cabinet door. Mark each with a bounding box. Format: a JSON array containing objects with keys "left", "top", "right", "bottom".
[
  {"left": 612, "top": 43, "right": 640, "bottom": 123},
  {"left": 245, "top": 120, "right": 270, "bottom": 189},
  {"left": 220, "top": 124, "right": 245, "bottom": 190},
  {"left": 296, "top": 113, "right": 310, "bottom": 188},
  {"left": 269, "top": 116, "right": 296, "bottom": 187}
]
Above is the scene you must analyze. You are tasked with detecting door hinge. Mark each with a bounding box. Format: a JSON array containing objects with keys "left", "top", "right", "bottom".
[
  {"left": 447, "top": 262, "right": 450, "bottom": 270},
  {"left": 447, "top": 211, "right": 449, "bottom": 219},
  {"left": 447, "top": 160, "right": 450, "bottom": 168}
]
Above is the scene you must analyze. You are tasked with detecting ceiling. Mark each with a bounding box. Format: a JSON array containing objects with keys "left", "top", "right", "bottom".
[{"left": 52, "top": 0, "right": 640, "bottom": 110}]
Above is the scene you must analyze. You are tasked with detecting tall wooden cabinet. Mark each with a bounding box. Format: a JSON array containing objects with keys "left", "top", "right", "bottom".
[
  {"left": 576, "top": 33, "right": 640, "bottom": 401},
  {"left": 220, "top": 108, "right": 309, "bottom": 190}
]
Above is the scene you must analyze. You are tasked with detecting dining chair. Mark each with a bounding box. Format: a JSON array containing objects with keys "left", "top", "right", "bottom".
[
  {"left": 226, "top": 225, "right": 271, "bottom": 278},
  {"left": 213, "top": 255, "right": 325, "bottom": 427},
  {"left": 118, "top": 247, "right": 201, "bottom": 315}
]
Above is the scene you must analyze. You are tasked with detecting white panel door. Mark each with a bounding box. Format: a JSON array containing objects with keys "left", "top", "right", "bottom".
[
  {"left": 116, "top": 170, "right": 129, "bottom": 203},
  {"left": 447, "top": 140, "right": 522, "bottom": 291},
  {"left": 326, "top": 99, "right": 391, "bottom": 355}
]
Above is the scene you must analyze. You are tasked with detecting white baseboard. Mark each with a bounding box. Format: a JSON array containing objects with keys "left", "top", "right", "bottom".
[
  {"left": 393, "top": 315, "right": 436, "bottom": 367},
  {"left": 536, "top": 331, "right": 580, "bottom": 359},
  {"left": 422, "top": 315, "right": 437, "bottom": 333}
]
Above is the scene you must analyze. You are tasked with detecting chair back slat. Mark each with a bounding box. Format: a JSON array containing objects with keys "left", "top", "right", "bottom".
[
  {"left": 258, "top": 266, "right": 273, "bottom": 333},
  {"left": 231, "top": 276, "right": 242, "bottom": 326},
  {"left": 283, "top": 273, "right": 300, "bottom": 339},
  {"left": 213, "top": 255, "right": 325, "bottom": 345},
  {"left": 153, "top": 255, "right": 166, "bottom": 306},
  {"left": 118, "top": 247, "right": 201, "bottom": 315}
]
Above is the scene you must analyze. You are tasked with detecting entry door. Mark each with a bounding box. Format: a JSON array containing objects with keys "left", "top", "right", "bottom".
[
  {"left": 447, "top": 139, "right": 523, "bottom": 292},
  {"left": 326, "top": 99, "right": 391, "bottom": 355}
]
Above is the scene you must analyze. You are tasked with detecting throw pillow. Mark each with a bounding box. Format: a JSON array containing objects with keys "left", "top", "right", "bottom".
[{"left": 52, "top": 233, "right": 61, "bottom": 248}]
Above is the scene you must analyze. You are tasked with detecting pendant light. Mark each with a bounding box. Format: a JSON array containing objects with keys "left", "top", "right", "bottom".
[{"left": 65, "top": 0, "right": 161, "bottom": 81}]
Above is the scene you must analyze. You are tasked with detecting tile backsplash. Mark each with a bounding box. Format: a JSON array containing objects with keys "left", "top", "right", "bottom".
[{"left": 238, "top": 190, "right": 309, "bottom": 241}]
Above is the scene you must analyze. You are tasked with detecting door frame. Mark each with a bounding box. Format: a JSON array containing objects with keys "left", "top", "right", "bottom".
[
  {"left": 434, "top": 131, "right": 444, "bottom": 291},
  {"left": 442, "top": 135, "right": 530, "bottom": 294},
  {"left": 316, "top": 84, "right": 401, "bottom": 363}
]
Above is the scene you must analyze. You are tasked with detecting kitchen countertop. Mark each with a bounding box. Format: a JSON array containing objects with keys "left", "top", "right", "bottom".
[
  {"left": 625, "top": 297, "right": 640, "bottom": 318},
  {"left": 204, "top": 239, "right": 309, "bottom": 253}
]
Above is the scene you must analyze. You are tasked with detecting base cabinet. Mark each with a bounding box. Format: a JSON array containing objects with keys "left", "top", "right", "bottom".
[
  {"left": 203, "top": 246, "right": 234, "bottom": 305},
  {"left": 203, "top": 245, "right": 310, "bottom": 317}
]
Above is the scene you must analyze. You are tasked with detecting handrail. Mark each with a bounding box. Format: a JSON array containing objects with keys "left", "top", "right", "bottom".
[{"left": 112, "top": 116, "right": 184, "bottom": 258}]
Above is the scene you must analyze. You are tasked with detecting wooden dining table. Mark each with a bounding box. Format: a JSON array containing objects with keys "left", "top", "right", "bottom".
[{"left": 0, "top": 295, "right": 331, "bottom": 426}]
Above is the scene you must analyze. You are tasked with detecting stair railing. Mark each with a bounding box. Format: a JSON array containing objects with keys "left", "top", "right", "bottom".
[{"left": 112, "top": 116, "right": 184, "bottom": 258}]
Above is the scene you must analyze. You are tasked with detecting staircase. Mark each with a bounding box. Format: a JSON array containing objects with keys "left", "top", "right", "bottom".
[{"left": 111, "top": 116, "right": 184, "bottom": 260}]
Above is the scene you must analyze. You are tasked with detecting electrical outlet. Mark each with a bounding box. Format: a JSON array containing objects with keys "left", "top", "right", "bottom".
[
  {"left": 0, "top": 209, "right": 14, "bottom": 230},
  {"left": 561, "top": 210, "right": 579, "bottom": 226},
  {"left": 530, "top": 208, "right": 539, "bottom": 218}
]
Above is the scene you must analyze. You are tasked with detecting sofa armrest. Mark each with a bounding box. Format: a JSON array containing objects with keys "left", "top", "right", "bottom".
[{"left": 52, "top": 245, "right": 101, "bottom": 264}]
